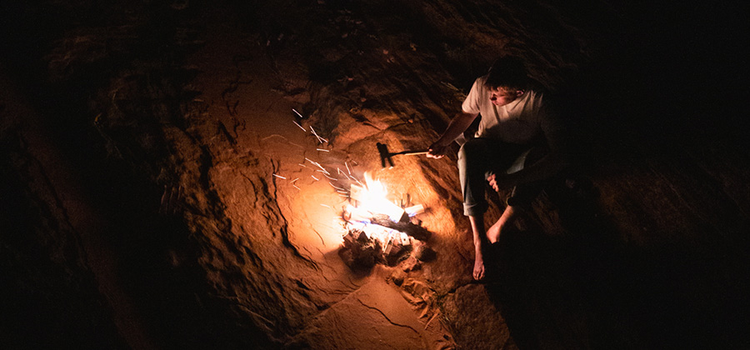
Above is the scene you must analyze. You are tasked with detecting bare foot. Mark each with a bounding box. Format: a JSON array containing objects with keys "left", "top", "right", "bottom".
[
  {"left": 468, "top": 215, "right": 486, "bottom": 280},
  {"left": 486, "top": 219, "right": 503, "bottom": 244},
  {"left": 486, "top": 205, "right": 518, "bottom": 243},
  {"left": 473, "top": 252, "right": 485, "bottom": 280}
]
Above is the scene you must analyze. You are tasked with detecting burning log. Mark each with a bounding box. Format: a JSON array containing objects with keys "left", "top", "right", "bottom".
[
  {"left": 369, "top": 215, "right": 431, "bottom": 241},
  {"left": 340, "top": 175, "right": 434, "bottom": 269}
]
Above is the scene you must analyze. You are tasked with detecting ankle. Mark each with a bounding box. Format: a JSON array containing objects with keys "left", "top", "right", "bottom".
[{"left": 474, "top": 240, "right": 483, "bottom": 250}]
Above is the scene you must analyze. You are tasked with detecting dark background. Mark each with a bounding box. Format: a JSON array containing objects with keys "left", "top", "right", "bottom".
[{"left": 2, "top": 0, "right": 749, "bottom": 349}]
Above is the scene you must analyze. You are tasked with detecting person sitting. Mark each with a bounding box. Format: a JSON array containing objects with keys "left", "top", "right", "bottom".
[{"left": 428, "top": 56, "right": 570, "bottom": 280}]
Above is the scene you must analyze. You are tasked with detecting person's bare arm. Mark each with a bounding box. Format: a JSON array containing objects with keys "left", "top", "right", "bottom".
[{"left": 428, "top": 112, "right": 479, "bottom": 158}]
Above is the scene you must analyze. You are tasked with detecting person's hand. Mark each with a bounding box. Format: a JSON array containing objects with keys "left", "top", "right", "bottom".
[
  {"left": 427, "top": 142, "right": 447, "bottom": 159},
  {"left": 487, "top": 173, "right": 510, "bottom": 192}
]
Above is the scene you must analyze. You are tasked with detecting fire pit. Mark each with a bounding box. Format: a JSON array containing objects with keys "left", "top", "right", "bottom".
[{"left": 339, "top": 172, "right": 434, "bottom": 270}]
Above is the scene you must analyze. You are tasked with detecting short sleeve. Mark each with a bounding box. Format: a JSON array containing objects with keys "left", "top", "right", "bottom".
[{"left": 461, "top": 77, "right": 484, "bottom": 114}]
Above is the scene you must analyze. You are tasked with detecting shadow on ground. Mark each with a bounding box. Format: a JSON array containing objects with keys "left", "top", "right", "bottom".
[{"left": 482, "top": 174, "right": 750, "bottom": 349}]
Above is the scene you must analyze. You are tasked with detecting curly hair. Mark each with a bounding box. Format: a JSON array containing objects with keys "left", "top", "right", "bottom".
[{"left": 484, "top": 56, "right": 528, "bottom": 91}]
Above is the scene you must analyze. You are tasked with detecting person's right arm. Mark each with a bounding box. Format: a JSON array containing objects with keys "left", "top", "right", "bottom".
[{"left": 427, "top": 112, "right": 479, "bottom": 158}]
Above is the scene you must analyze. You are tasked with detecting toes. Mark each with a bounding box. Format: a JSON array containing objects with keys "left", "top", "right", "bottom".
[{"left": 473, "top": 266, "right": 485, "bottom": 280}]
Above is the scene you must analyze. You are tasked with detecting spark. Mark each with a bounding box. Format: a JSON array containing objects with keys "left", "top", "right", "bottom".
[
  {"left": 273, "top": 174, "right": 286, "bottom": 179},
  {"left": 305, "top": 157, "right": 331, "bottom": 175},
  {"left": 345, "top": 161, "right": 352, "bottom": 175},
  {"left": 348, "top": 174, "right": 364, "bottom": 187},
  {"left": 292, "top": 120, "right": 306, "bottom": 132},
  {"left": 329, "top": 181, "right": 347, "bottom": 192},
  {"left": 312, "top": 175, "right": 320, "bottom": 181},
  {"left": 309, "top": 126, "right": 328, "bottom": 144},
  {"left": 292, "top": 108, "right": 305, "bottom": 119},
  {"left": 316, "top": 148, "right": 330, "bottom": 152}
]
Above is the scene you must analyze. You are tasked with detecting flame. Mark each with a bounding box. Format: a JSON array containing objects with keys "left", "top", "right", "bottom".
[
  {"left": 342, "top": 171, "right": 429, "bottom": 251},
  {"left": 353, "top": 172, "right": 404, "bottom": 222},
  {"left": 364, "top": 172, "right": 387, "bottom": 198},
  {"left": 342, "top": 171, "right": 407, "bottom": 246}
]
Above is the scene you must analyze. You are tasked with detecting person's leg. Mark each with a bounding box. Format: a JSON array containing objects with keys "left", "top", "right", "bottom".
[
  {"left": 459, "top": 138, "right": 522, "bottom": 279},
  {"left": 459, "top": 139, "right": 523, "bottom": 215},
  {"left": 485, "top": 183, "right": 541, "bottom": 242},
  {"left": 458, "top": 139, "right": 492, "bottom": 218},
  {"left": 469, "top": 215, "right": 486, "bottom": 280},
  {"left": 486, "top": 204, "right": 519, "bottom": 244},
  {"left": 486, "top": 145, "right": 549, "bottom": 243}
]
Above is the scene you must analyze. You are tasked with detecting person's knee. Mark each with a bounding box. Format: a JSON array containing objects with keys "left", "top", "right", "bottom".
[
  {"left": 464, "top": 202, "right": 488, "bottom": 217},
  {"left": 458, "top": 138, "right": 485, "bottom": 162}
]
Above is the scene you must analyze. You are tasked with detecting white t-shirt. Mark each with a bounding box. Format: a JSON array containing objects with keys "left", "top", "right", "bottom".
[{"left": 462, "top": 76, "right": 547, "bottom": 144}]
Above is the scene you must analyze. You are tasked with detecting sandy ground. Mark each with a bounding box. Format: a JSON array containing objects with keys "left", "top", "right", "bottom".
[
  {"left": 2, "top": 1, "right": 750, "bottom": 349},
  {"left": 176, "top": 5, "right": 482, "bottom": 348}
]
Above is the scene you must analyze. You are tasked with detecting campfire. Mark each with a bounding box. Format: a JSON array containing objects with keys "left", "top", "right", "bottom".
[
  {"left": 339, "top": 172, "right": 434, "bottom": 269},
  {"left": 272, "top": 116, "right": 435, "bottom": 270}
]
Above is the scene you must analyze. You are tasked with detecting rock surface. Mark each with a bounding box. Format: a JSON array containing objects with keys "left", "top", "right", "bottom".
[{"left": 1, "top": 1, "right": 749, "bottom": 349}]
